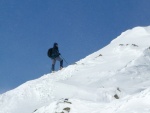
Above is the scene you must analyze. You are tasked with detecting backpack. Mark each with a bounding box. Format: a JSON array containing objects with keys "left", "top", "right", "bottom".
[{"left": 47, "top": 48, "right": 53, "bottom": 58}]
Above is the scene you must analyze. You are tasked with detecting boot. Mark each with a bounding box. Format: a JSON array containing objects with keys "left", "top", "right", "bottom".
[{"left": 60, "top": 66, "right": 63, "bottom": 70}]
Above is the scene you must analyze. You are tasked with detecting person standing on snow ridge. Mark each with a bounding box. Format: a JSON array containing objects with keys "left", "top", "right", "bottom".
[{"left": 50, "top": 43, "right": 63, "bottom": 72}]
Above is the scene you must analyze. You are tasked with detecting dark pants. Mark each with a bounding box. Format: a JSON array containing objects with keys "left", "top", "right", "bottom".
[{"left": 51, "top": 56, "right": 63, "bottom": 71}]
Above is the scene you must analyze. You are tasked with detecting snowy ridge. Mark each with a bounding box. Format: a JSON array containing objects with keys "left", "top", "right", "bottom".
[{"left": 0, "top": 26, "right": 150, "bottom": 113}]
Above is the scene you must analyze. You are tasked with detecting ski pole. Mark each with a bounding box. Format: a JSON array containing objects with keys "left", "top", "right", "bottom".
[{"left": 60, "top": 55, "right": 68, "bottom": 64}]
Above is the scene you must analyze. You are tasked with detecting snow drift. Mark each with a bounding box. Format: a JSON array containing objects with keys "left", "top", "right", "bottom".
[{"left": 0, "top": 26, "right": 150, "bottom": 113}]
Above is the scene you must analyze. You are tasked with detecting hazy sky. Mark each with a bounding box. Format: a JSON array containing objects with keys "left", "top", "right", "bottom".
[{"left": 1, "top": 0, "right": 150, "bottom": 94}]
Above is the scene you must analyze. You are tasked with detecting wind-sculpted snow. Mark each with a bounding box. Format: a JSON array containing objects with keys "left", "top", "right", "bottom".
[{"left": 1, "top": 26, "right": 150, "bottom": 113}]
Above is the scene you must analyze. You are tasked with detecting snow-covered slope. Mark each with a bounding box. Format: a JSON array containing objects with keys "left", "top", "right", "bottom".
[{"left": 0, "top": 26, "right": 150, "bottom": 113}]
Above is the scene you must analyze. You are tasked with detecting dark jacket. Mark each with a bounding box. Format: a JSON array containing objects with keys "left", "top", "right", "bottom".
[{"left": 51, "top": 44, "right": 60, "bottom": 59}]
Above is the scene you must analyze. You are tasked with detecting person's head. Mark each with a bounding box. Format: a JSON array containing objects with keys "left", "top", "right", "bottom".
[{"left": 53, "top": 42, "right": 58, "bottom": 47}]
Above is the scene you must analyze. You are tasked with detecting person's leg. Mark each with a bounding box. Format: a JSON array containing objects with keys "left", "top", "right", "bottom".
[
  {"left": 60, "top": 60, "right": 63, "bottom": 69},
  {"left": 55, "top": 57, "right": 63, "bottom": 69},
  {"left": 51, "top": 59, "right": 56, "bottom": 72}
]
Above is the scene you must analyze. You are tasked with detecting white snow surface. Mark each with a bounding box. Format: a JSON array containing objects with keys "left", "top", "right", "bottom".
[{"left": 0, "top": 26, "right": 150, "bottom": 113}]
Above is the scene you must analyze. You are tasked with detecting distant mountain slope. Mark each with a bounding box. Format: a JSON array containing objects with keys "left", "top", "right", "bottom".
[{"left": 0, "top": 26, "right": 150, "bottom": 113}]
